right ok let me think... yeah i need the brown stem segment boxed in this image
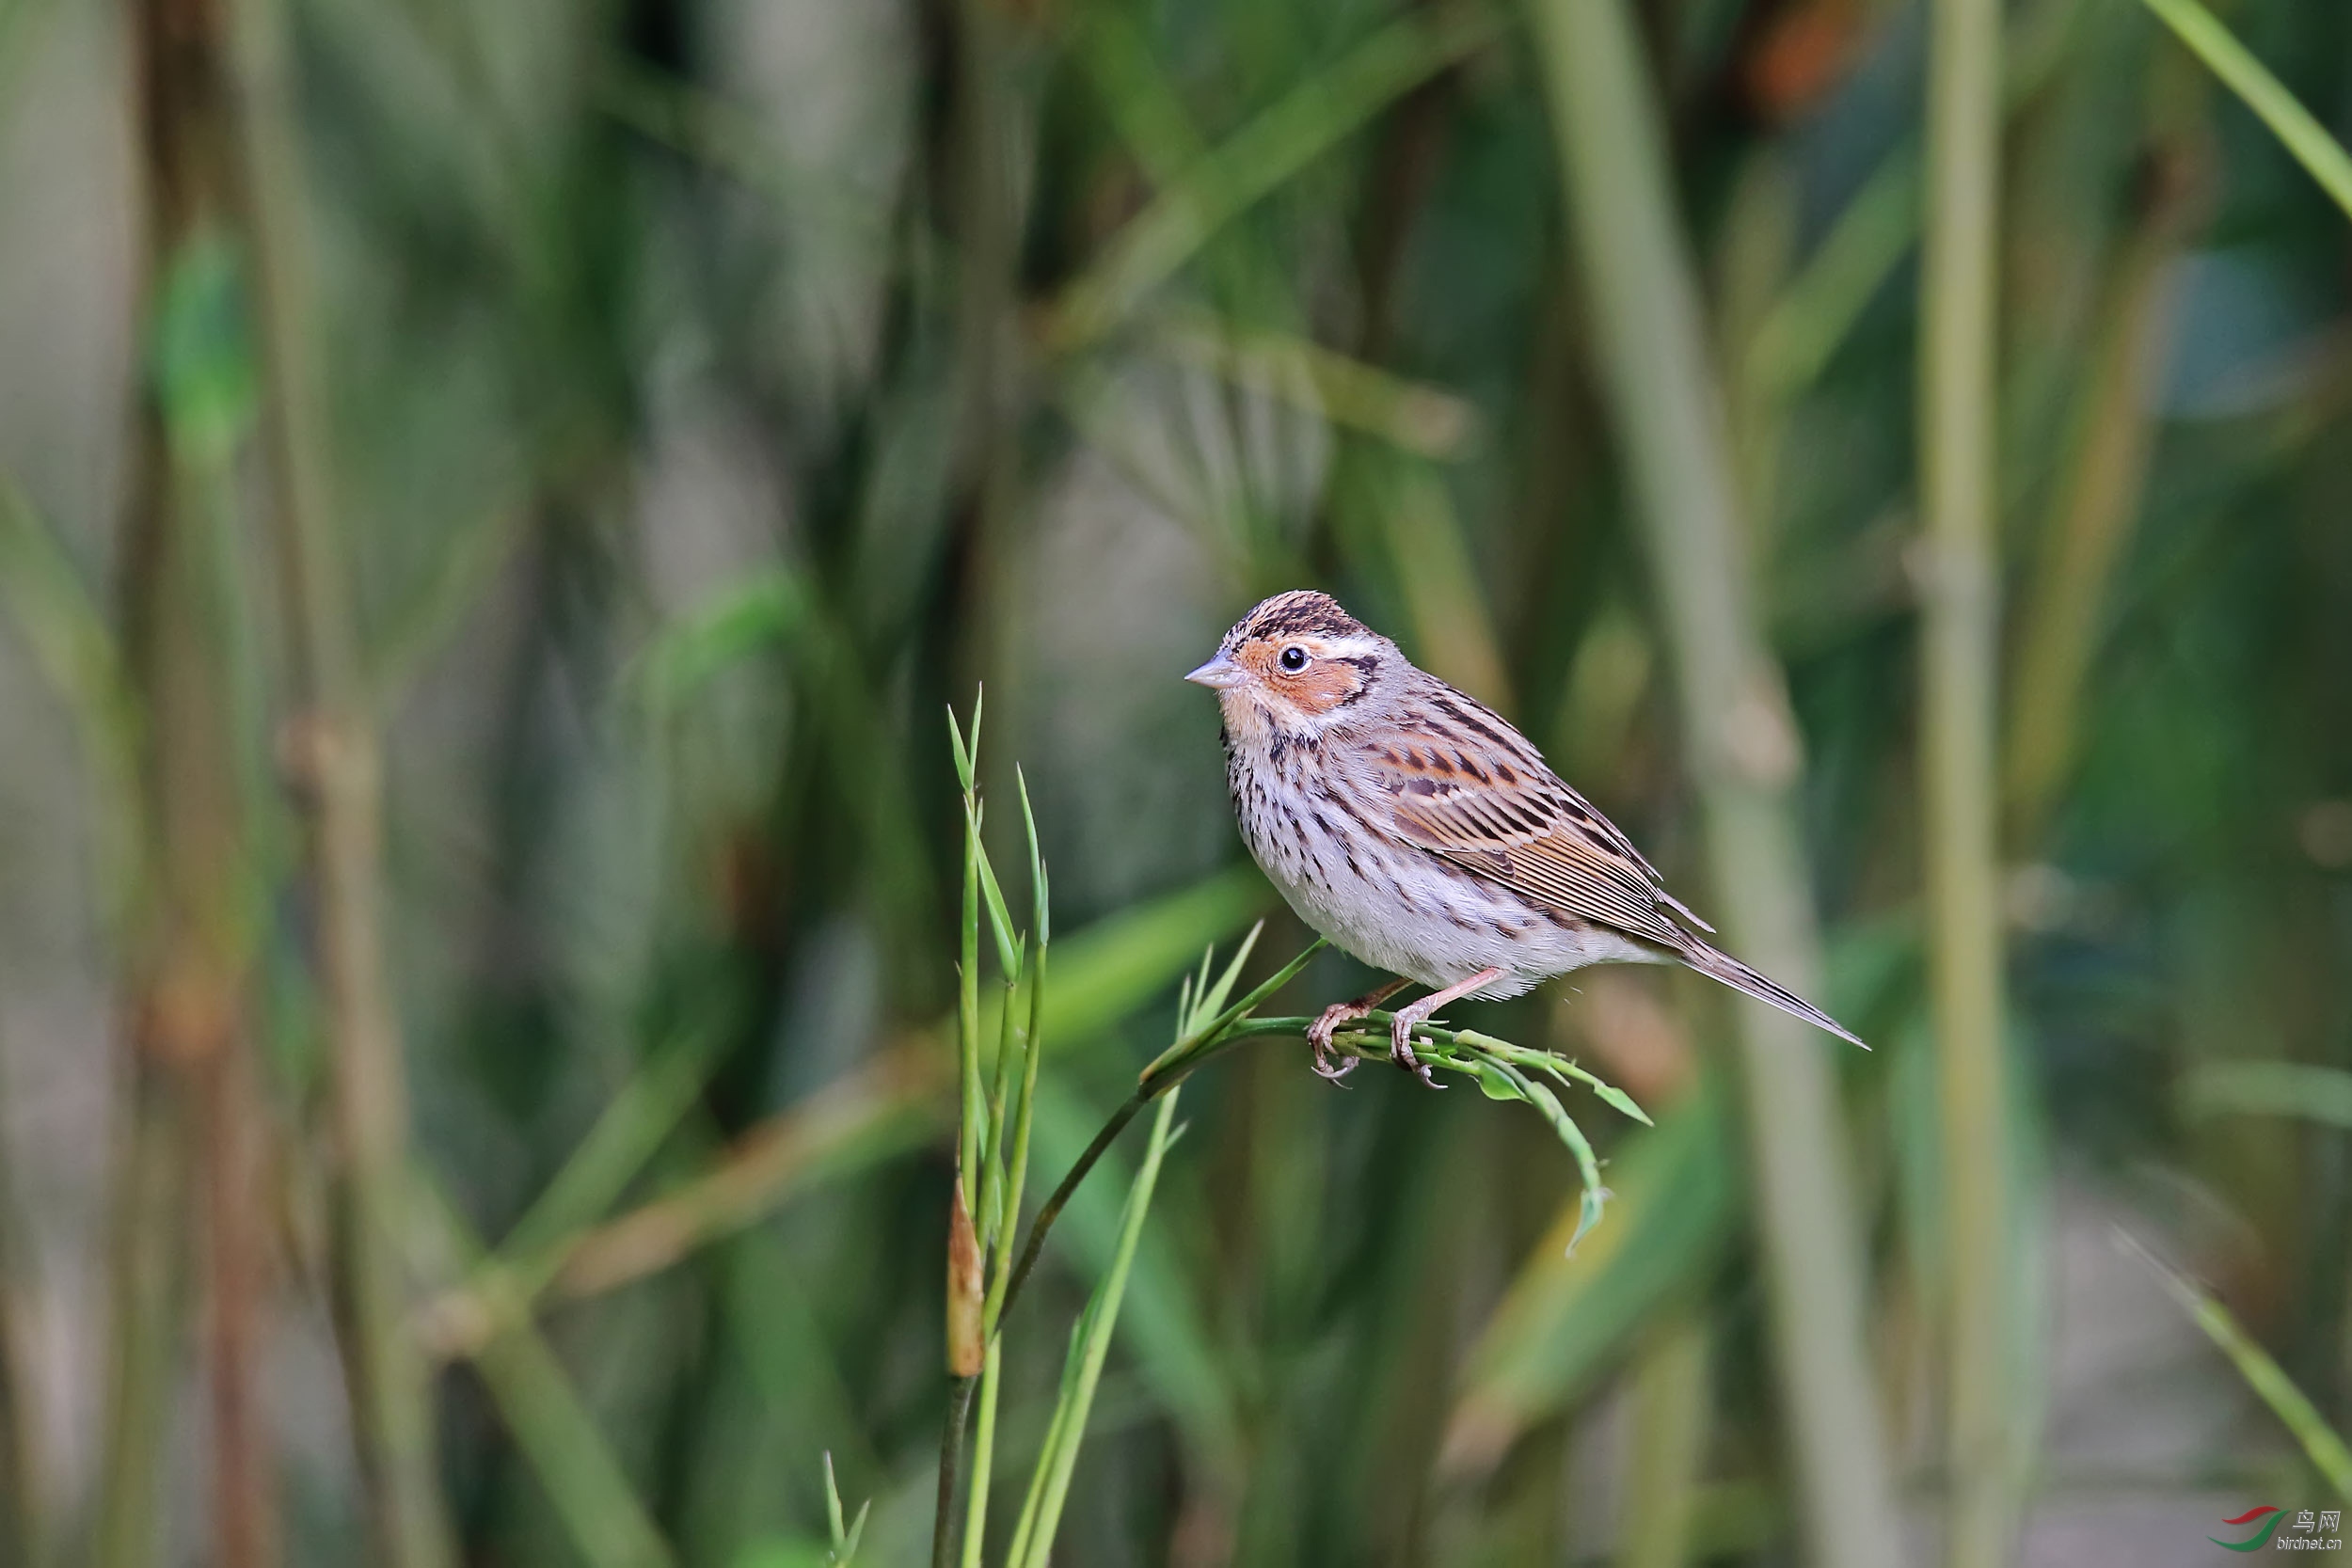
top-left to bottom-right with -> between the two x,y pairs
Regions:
224,0 -> 454,1559
931,1375 -> 978,1568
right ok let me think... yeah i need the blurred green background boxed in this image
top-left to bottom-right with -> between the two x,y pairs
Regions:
2,0 -> 2351,1562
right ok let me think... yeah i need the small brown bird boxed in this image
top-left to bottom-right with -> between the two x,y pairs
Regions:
1187,590 -> 1865,1085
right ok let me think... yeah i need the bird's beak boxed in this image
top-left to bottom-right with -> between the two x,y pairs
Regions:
1184,653 -> 1248,690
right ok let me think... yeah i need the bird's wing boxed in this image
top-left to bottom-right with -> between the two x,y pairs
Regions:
1352,695 -> 1697,950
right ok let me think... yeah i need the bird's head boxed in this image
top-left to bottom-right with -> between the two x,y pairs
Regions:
1185,590 -> 1395,743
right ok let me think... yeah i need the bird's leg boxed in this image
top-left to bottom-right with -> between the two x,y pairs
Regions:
1307,977 -> 1410,1081
1387,968 -> 1504,1089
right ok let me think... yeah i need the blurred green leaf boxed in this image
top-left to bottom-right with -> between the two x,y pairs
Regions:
1445,1075 -> 1738,1475
150,235 -> 256,465
2184,1061 -> 2352,1131
0,476 -> 135,799
2122,1231 -> 2352,1498
732,1540 -> 831,1568
422,1191 -> 676,1568
627,568 -> 811,719
1048,4 -> 1507,348
2140,0 -> 2352,222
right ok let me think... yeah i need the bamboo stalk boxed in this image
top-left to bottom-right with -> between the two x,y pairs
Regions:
107,6 -> 271,1564
223,0 -> 453,1560
2004,64 -> 2209,841
0,1104 -> 44,1567
1919,0 -> 2013,1542
200,1021 -> 273,1568
1524,2 -> 1908,1564
1919,0 -> 2011,1559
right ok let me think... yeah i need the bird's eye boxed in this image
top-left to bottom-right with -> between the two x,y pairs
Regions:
1279,645 -> 1309,673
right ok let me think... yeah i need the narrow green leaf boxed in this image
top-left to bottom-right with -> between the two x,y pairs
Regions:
1473,1060 -> 1523,1102
2122,1231 -> 2352,1498
1018,766 -> 1048,945
2184,1061 -> 2352,1132
628,569 -> 809,718
1591,1082 -> 1653,1128
1048,4 -> 1507,347
1448,1075 -> 1739,1469
822,1453 -> 846,1545
2140,0 -> 2352,223
973,832 -> 1023,982
947,705 -> 973,792
1138,937 -> 1326,1085
1191,922 -> 1264,1028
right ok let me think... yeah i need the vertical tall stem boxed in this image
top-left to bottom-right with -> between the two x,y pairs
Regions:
201,1015 -> 272,1568
1621,1316 -> 1710,1568
109,5 -> 268,1564
0,1106 -> 46,1568
224,0 -> 453,1561
1526,2 -> 1907,1564
1920,0 -> 2011,1558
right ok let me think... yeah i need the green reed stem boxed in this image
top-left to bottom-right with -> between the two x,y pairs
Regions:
1922,0 -> 2011,1553
1527,0 -> 1905,1559
2122,1231 -> 2352,1498
2138,0 -> 2352,223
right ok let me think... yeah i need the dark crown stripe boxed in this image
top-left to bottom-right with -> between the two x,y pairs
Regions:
1239,591 -> 1367,641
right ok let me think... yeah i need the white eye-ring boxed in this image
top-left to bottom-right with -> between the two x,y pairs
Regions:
1279,645 -> 1309,673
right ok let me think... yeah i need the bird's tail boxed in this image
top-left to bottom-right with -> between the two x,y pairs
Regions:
1677,938 -> 1868,1050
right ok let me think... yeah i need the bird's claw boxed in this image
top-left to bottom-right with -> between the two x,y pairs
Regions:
1307,1005 -> 1361,1084
1390,1019 -> 1445,1089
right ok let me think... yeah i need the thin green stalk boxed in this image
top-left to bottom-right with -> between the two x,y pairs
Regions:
1743,0 -> 2091,413
1525,0 -> 1906,1562
1136,936 -> 1322,1085
959,1339 -> 1002,1568
1921,0 -> 2012,1554
497,1015 -> 735,1275
0,1101 -> 44,1568
978,946 -> 1026,1252
94,1073 -> 192,1568
988,934 -> 1311,1337
964,841 -> 1051,1566
2139,0 -> 2352,223
427,1195 -> 676,1568
2122,1232 -> 2352,1497
993,1098 -> 1146,1339
952,702 -> 986,1212
958,992 -> 1026,1568
1005,1089 -> 1184,1568
227,0 -> 451,1559
109,9 -> 277,1565
1046,4 -> 1505,349
2004,55 -> 2209,841
997,1001 -> 1645,1337
987,940 -> 1050,1330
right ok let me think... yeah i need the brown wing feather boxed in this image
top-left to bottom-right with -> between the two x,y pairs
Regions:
1354,683 -> 1696,951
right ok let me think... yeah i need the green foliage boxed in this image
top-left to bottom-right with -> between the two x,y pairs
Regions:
4,0 -> 2352,1560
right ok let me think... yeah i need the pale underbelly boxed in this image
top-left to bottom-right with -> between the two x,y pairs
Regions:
1239,801 -> 1661,997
